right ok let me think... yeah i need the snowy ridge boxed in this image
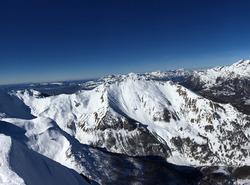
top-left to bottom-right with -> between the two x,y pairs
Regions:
77,69 -> 192,91
98,68 -> 191,84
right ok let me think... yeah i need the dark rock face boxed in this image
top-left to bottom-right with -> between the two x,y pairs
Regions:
171,136 -> 220,164
231,166 -> 250,181
180,75 -> 204,92
79,145 -> 250,185
105,156 -> 202,185
84,125 -> 172,159
199,172 -> 233,185
197,166 -> 250,185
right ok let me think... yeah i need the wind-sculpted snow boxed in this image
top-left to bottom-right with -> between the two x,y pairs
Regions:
11,75 -> 250,168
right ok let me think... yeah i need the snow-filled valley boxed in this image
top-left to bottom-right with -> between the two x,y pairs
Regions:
0,60 -> 250,184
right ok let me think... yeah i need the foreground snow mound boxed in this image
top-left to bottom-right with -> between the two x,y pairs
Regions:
0,135 -> 24,185
0,134 -> 89,185
12,75 -> 250,167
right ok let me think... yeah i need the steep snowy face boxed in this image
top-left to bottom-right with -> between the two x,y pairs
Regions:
107,77 -> 177,127
229,59 -> 250,76
12,76 -> 250,167
105,77 -> 250,166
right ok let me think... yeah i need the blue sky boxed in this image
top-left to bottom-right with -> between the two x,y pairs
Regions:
1,0 -> 250,84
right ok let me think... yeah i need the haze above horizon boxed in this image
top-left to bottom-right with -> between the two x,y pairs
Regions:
1,0 -> 250,85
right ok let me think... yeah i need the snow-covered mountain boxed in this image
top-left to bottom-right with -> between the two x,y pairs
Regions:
180,59 -> 250,114
1,60 -> 250,184
11,74 -> 250,167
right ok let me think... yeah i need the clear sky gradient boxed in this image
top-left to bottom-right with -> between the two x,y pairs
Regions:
1,0 -> 250,84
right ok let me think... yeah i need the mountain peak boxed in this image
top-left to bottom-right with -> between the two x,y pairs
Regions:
234,59 -> 250,66
225,59 -> 250,77
193,59 -> 250,87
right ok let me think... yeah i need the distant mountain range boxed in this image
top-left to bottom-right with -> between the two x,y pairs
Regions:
0,60 -> 249,184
